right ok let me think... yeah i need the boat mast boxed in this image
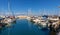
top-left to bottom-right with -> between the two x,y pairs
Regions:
8,0 -> 15,16
58,6 -> 60,16
8,0 -> 11,16
28,8 -> 32,17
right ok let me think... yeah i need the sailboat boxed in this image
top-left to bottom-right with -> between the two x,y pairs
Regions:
2,0 -> 16,24
7,0 -> 16,23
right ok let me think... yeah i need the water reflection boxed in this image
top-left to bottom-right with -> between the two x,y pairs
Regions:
49,31 -> 56,35
0,21 -> 16,35
0,27 -> 6,34
0,19 -> 50,35
31,21 -> 60,35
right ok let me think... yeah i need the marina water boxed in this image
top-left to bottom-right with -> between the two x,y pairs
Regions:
0,19 -> 49,35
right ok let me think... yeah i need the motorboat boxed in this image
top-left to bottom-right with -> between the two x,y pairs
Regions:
38,19 -> 48,29
2,18 -> 12,24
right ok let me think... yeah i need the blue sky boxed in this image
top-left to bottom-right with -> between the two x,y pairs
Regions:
0,0 -> 60,16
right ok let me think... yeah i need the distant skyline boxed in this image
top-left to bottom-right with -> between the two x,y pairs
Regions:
0,0 -> 60,16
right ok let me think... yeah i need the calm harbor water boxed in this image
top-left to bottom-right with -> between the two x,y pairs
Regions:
0,19 -> 50,35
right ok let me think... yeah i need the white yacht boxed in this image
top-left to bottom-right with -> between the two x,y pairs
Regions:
38,19 -> 48,28
33,19 -> 40,23
30,16 -> 48,28
2,18 -> 12,24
